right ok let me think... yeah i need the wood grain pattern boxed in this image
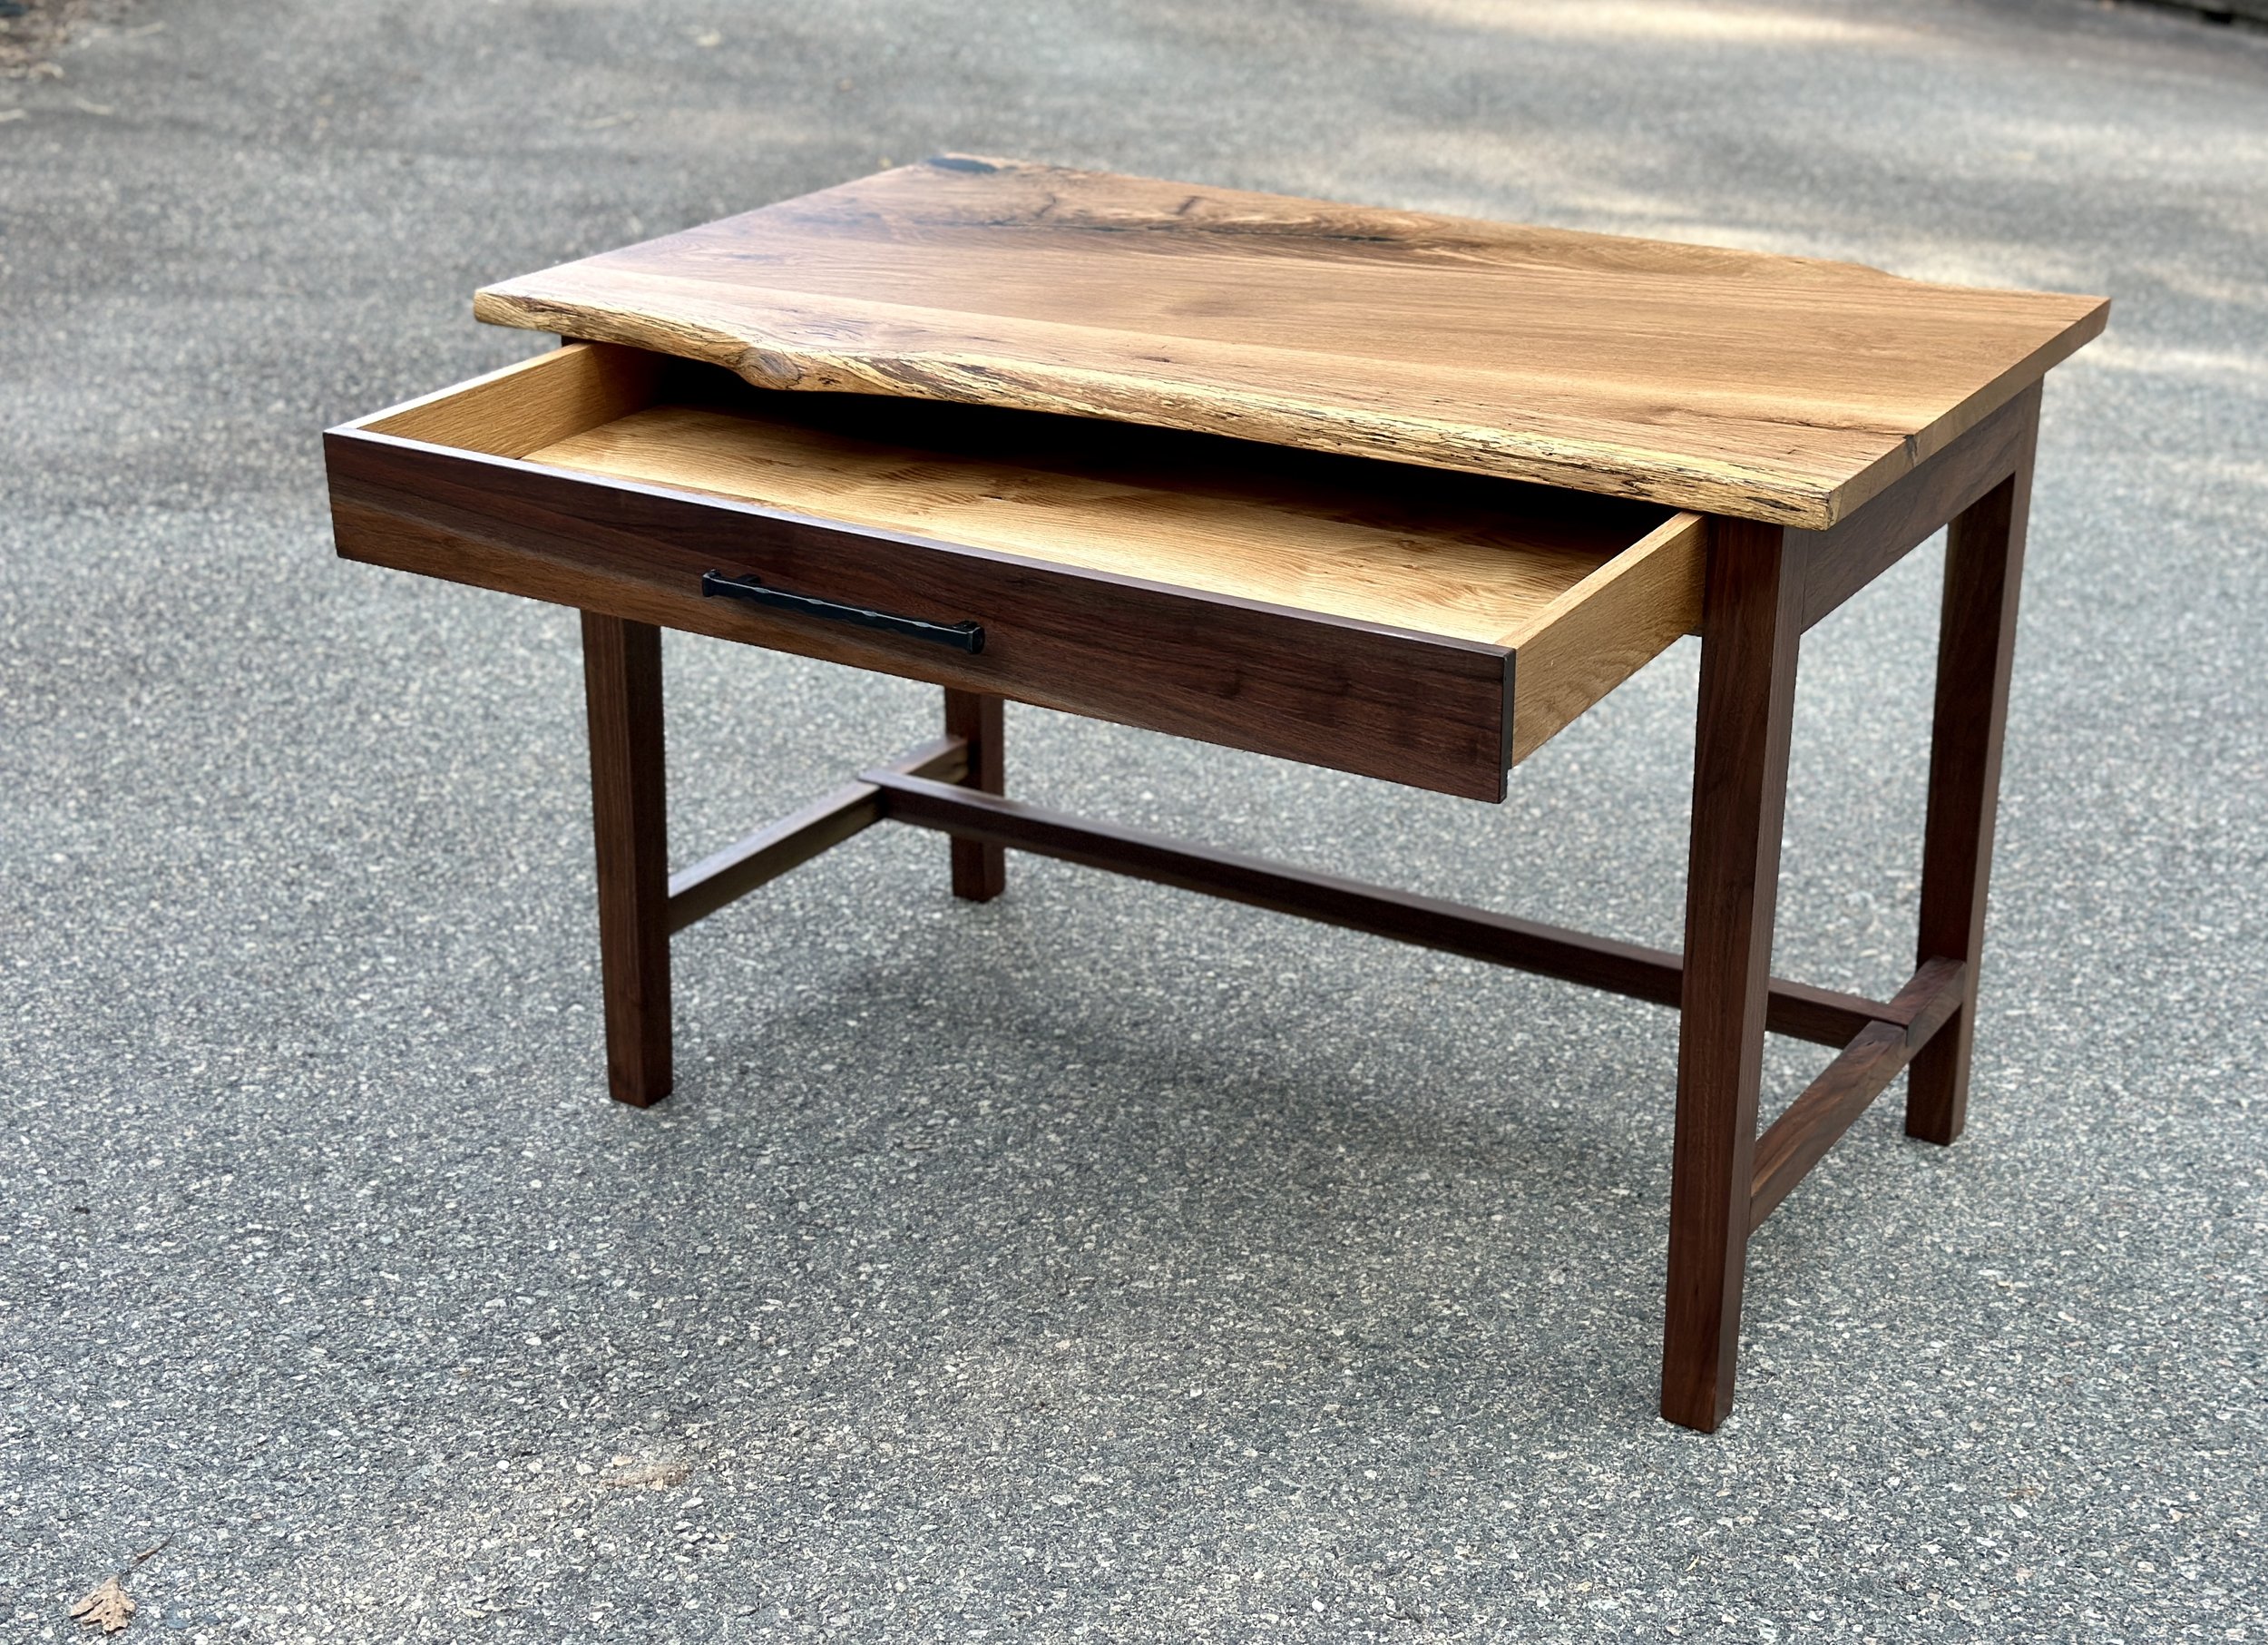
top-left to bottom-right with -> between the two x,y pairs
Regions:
1747,957 -> 1967,1231
1507,511 -> 1704,761
1662,516 -> 1803,1433
582,612 -> 671,1108
943,689 -> 1006,900
860,769 -> 1911,1048
1908,442 -> 2035,1145
369,343 -> 664,458
521,388 -> 1665,648
475,156 -> 2107,527
1794,383 -> 2039,631
664,735 -> 968,933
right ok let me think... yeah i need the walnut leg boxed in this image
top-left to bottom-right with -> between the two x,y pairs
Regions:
1908,436 -> 2036,1145
943,689 -> 1005,901
1661,518 -> 1803,1432
582,612 -> 672,1107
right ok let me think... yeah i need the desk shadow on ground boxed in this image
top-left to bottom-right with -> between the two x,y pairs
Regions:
660,867 -> 1686,1438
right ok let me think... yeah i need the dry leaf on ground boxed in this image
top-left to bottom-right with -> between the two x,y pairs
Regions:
1,0 -> 140,77
601,1455 -> 689,1490
68,1575 -> 134,1634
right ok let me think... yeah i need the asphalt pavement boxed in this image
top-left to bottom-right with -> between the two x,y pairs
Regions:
2,0 -> 2264,1639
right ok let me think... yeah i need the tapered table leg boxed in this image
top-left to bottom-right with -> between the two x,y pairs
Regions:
1908,428 -> 2037,1145
943,689 -> 1006,901
1662,518 -> 1803,1432
582,612 -> 672,1107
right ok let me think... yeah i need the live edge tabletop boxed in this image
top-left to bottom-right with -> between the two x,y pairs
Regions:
326,157 -> 2107,1430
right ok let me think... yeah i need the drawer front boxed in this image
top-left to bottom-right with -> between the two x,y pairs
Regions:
327,428 -> 1517,800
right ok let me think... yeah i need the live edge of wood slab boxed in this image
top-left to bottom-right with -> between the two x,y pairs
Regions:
474,155 -> 2108,530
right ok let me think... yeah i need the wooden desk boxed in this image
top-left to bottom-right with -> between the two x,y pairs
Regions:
327,158 -> 2107,1430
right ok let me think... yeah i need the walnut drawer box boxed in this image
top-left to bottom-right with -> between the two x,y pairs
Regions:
326,340 -> 1703,803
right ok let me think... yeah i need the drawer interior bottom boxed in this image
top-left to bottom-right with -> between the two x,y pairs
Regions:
514,363 -> 1677,650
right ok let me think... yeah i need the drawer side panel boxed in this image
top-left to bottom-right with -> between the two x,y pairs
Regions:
1507,512 -> 1706,764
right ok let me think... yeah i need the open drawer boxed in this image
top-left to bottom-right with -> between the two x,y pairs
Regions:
326,342 -> 1702,802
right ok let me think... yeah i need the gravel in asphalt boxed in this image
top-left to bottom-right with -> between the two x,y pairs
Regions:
2,0 -> 2264,1639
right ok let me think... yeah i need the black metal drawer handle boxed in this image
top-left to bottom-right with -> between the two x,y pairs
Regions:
700,570 -> 985,653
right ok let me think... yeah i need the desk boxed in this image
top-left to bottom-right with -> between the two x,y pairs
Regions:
326,158 -> 2107,1430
